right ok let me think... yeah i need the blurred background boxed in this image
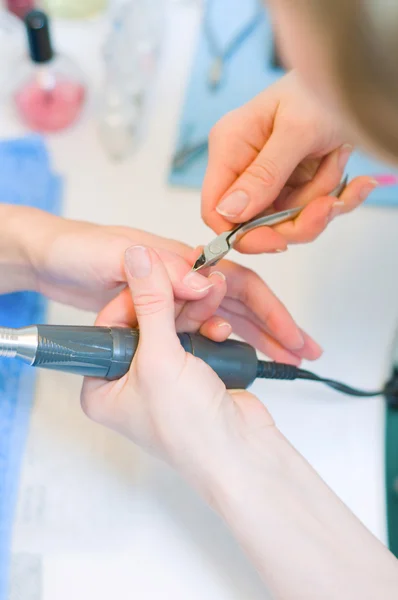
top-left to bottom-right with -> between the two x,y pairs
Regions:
0,1 -> 398,599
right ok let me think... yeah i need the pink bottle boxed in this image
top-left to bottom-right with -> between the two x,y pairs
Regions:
6,0 -> 35,19
13,10 -> 86,133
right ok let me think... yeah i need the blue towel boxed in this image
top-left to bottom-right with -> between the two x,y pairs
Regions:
169,0 -> 398,207
0,136 -> 62,599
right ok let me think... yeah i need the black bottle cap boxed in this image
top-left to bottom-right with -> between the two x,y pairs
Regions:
24,10 -> 54,63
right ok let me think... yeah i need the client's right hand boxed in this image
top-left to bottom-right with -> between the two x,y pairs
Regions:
81,245 -> 273,473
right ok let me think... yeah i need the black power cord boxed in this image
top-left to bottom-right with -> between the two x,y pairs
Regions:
256,361 -> 387,399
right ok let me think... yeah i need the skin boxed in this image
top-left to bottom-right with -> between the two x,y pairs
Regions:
79,1 -> 398,598
1,204 -> 321,364
3,1 -> 397,596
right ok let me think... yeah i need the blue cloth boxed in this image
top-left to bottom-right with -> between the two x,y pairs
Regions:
169,0 -> 398,207
0,136 -> 62,599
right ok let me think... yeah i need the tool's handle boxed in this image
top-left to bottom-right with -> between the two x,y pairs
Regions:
34,326 -> 258,389
228,207 -> 303,246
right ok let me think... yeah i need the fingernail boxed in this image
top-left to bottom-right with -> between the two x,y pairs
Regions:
183,271 -> 214,292
359,179 -> 378,201
290,331 -> 305,351
338,144 -> 353,171
217,321 -> 232,331
209,270 -> 226,281
216,190 -> 249,217
125,245 -> 152,278
271,248 -> 287,254
328,199 -> 345,222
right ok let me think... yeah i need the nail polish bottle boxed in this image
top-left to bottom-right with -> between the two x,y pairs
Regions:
11,10 -> 86,133
6,0 -> 35,20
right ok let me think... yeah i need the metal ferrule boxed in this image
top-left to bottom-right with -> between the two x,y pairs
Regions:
0,326 -> 38,364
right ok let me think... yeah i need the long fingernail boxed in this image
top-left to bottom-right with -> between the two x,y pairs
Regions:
216,190 -> 249,217
328,199 -> 345,222
338,144 -> 353,171
183,271 -> 214,292
359,179 -> 378,201
125,246 -> 152,278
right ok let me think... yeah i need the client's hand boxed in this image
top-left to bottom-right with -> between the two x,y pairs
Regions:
21,209 -> 320,365
81,246 -> 272,469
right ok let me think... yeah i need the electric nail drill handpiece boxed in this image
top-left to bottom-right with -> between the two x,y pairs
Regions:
0,325 -> 387,396
0,325 -> 259,389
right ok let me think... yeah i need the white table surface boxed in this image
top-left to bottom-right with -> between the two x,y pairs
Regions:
4,3 -> 398,599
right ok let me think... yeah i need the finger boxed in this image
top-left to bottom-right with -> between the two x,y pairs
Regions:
212,128 -> 313,225
199,316 -> 232,342
224,145 -> 353,254
95,248 -> 216,328
202,101 -> 276,233
218,263 -> 307,352
124,246 -> 182,357
217,308 -> 302,366
274,144 -> 353,212
175,271 -> 227,333
275,176 -> 378,244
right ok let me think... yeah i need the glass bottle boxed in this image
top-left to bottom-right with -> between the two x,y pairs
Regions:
10,10 -> 86,133
98,0 -> 165,160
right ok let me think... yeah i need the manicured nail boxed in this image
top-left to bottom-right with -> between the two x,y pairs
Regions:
328,199 -> 345,222
183,271 -> 214,292
338,144 -> 353,171
216,190 -> 249,217
359,179 -> 378,201
125,246 -> 151,278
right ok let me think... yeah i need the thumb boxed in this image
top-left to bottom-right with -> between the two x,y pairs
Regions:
124,245 -> 181,356
215,131 -> 307,223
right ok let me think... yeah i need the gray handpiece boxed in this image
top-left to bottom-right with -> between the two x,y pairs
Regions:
2,325 -> 258,389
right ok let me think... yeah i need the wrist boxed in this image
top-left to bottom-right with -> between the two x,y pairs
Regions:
0,204 -> 53,294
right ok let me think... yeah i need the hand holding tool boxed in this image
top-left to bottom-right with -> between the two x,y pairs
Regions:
193,176 -> 348,271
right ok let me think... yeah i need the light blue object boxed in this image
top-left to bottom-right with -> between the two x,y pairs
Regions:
169,0 -> 398,207
0,136 -> 62,600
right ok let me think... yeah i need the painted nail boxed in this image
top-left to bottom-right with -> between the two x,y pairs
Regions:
183,271 -> 214,292
359,179 -> 378,201
125,246 -> 151,278
338,144 -> 353,171
216,190 -> 249,217
328,199 -> 345,222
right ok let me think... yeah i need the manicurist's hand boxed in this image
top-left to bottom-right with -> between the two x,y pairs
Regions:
7,206 -> 320,365
80,245 -> 273,464
81,246 -> 398,600
202,71 -> 378,254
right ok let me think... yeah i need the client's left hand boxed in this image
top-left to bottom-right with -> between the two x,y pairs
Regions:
28,212 -> 321,365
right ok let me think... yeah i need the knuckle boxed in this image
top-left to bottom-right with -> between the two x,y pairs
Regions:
245,157 -> 281,188
208,110 -> 237,143
133,293 -> 168,317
